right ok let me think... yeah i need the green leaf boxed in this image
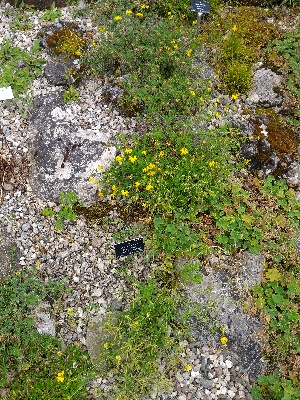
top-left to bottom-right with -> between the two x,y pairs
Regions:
265,268 -> 281,282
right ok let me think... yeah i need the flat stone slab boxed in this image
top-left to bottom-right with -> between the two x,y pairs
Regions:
28,90 -> 116,205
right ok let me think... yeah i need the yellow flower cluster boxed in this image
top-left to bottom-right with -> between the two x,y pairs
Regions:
185,49 -> 192,57
220,336 -> 228,345
180,147 -> 188,155
56,370 -> 65,382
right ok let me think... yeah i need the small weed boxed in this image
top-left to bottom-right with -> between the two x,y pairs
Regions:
41,2 -> 62,22
42,191 -> 82,230
63,85 -> 79,103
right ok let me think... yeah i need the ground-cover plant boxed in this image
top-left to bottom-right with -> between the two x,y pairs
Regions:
251,369 -> 300,400
197,7 -> 282,95
84,3 -> 209,119
0,267 -> 94,399
42,191 -> 82,230
92,275 -> 190,400
266,27 -> 300,127
0,39 -> 45,97
92,123 -> 244,257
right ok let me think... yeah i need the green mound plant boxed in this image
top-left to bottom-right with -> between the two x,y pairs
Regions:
0,267 -> 94,399
0,39 -> 45,97
84,3 -> 209,119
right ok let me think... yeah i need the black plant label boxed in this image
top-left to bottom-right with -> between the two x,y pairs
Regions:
191,0 -> 210,14
115,238 -> 144,258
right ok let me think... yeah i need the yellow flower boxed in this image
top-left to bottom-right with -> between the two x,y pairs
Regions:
133,320 -> 139,325
112,185 -> 117,192
75,50 -> 81,56
159,151 -> 164,157
121,190 -> 129,196
166,46 -> 171,51
135,181 -> 141,189
114,15 -> 122,21
249,135 -> 254,140
56,370 -> 65,382
57,351 -> 62,356
215,112 -> 220,118
126,10 -> 132,15
167,11 -> 171,15
146,184 -> 153,191
116,155 -> 124,164
136,12 -> 144,17
180,147 -> 189,155
185,49 -> 192,57
98,190 -> 104,196
67,308 -> 74,316
88,176 -> 95,182
116,355 -> 121,361
185,365 -> 192,372
209,161 -> 216,167
141,4 -> 149,8
103,342 -> 109,349
99,27 -> 106,32
15,271 -> 21,275
173,44 -> 179,50
142,203 -> 146,207
190,90 -> 196,96
148,171 -> 155,176
231,93 -> 239,100
232,25 -> 237,31
192,20 -> 197,25
124,148 -> 132,154
91,40 -> 96,46
207,87 -> 211,92
129,155 -> 137,163
220,336 -> 228,345
142,150 -> 147,155
223,36 -> 227,41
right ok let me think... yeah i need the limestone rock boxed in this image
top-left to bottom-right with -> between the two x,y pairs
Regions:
247,68 -> 282,107
28,90 -> 116,205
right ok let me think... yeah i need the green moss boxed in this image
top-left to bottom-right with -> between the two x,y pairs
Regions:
46,28 -> 87,58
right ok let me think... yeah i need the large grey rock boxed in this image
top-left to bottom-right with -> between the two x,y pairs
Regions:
247,68 -> 282,107
28,91 -> 116,205
184,251 -> 267,381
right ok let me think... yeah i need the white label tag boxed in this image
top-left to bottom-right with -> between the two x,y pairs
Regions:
0,86 -> 14,100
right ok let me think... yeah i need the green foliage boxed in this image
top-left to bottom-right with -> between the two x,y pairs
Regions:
41,2 -> 62,22
251,370 -> 300,400
252,278 -> 299,358
0,39 -> 45,97
267,27 -> 300,127
63,86 -> 79,103
42,191 -> 81,230
93,277 -> 186,399
0,268 -> 93,399
84,5 -> 207,119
